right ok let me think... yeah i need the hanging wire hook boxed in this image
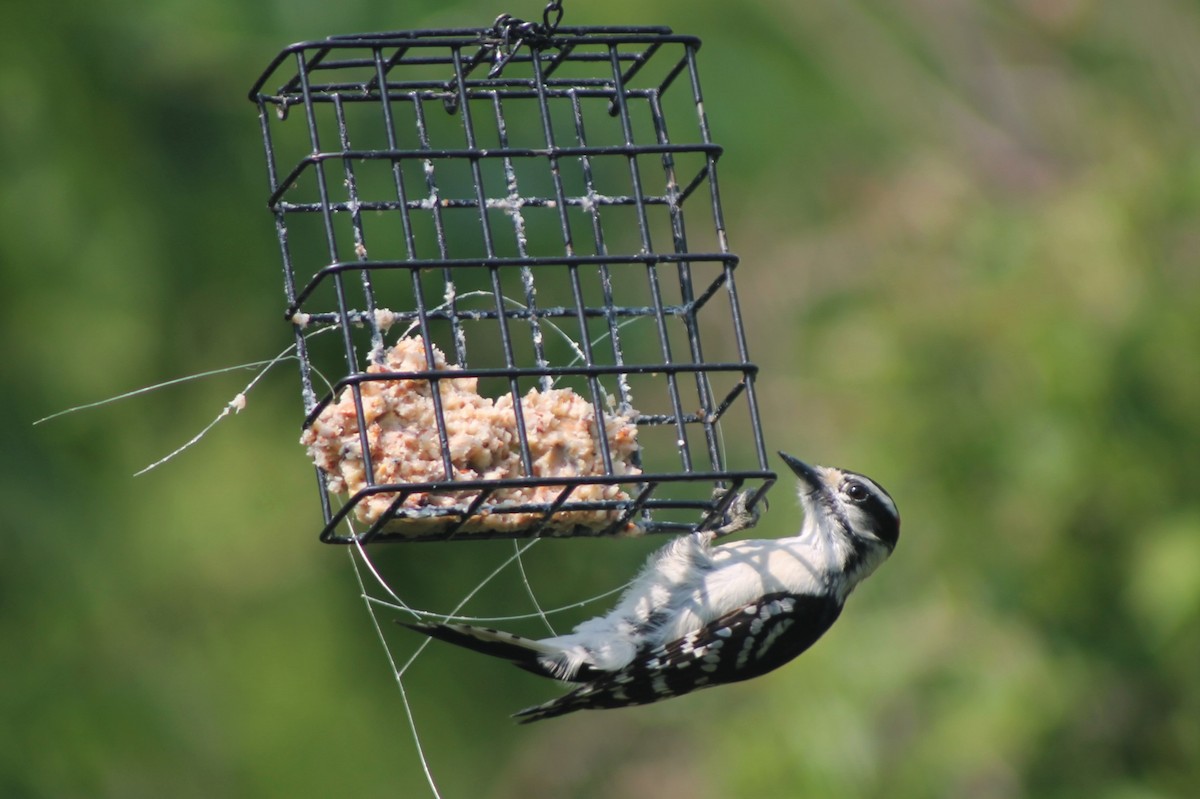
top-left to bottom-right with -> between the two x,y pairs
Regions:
542,0 -> 565,35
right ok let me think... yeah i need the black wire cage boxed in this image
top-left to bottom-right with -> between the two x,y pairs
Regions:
249,18 -> 775,543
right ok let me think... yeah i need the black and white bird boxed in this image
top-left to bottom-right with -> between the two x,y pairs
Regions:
400,452 -> 899,723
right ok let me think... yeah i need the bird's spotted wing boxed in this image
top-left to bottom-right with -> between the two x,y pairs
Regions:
514,591 -> 843,723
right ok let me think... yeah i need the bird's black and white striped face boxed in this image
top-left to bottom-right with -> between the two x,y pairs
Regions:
779,452 -> 900,555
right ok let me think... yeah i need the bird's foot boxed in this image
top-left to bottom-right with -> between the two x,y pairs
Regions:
706,488 -> 766,538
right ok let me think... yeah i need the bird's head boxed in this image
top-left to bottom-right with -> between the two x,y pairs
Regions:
778,452 -> 900,587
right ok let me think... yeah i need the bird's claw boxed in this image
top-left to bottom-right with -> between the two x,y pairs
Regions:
707,488 -> 765,538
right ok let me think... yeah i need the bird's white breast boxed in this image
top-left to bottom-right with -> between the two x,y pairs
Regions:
659,537 -> 833,640
541,523 -> 858,675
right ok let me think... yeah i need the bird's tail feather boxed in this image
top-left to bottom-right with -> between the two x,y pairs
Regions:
512,684 -> 599,723
398,621 -> 565,680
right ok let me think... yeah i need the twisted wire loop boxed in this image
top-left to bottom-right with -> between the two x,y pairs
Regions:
487,0 -> 566,77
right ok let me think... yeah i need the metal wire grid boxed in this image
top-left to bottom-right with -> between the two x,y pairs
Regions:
249,25 -> 775,543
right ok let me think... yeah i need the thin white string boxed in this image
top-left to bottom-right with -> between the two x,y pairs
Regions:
131,397 -> 248,477
361,582 -> 629,623
32,359 -> 287,425
396,537 -> 544,678
349,523 -> 636,799
514,539 -> 557,636
398,290 -> 589,369
347,545 -> 444,799
133,333 -> 339,476
350,529 -> 413,612
33,327 -> 340,478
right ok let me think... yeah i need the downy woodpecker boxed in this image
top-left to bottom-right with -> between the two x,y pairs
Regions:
400,452 -> 899,723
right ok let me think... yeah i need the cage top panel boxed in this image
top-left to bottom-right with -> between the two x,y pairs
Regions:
249,26 -> 699,103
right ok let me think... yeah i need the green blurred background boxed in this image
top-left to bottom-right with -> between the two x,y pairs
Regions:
4,1 -> 1199,797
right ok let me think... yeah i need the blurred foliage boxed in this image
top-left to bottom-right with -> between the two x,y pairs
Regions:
3,1 -> 1199,797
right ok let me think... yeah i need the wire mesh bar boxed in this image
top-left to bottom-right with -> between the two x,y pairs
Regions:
250,24 -> 775,543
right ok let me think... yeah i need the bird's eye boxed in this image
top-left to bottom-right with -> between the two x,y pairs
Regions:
844,481 -> 869,502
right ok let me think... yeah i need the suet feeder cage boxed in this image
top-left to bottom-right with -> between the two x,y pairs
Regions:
249,12 -> 775,543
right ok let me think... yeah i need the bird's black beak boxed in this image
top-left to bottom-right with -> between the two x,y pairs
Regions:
778,452 -> 823,493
